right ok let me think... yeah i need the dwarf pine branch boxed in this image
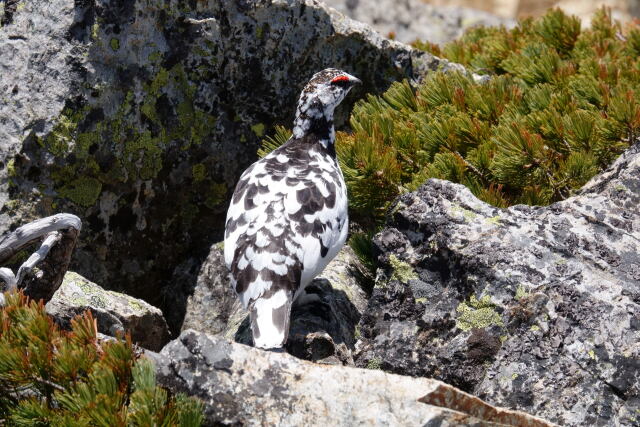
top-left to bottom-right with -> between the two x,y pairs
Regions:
0,292 -> 204,426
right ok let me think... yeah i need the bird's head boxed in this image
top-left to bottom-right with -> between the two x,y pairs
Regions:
293,68 -> 361,139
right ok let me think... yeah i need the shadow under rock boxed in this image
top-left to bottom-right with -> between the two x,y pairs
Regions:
234,278 -> 362,365
160,255 -> 206,338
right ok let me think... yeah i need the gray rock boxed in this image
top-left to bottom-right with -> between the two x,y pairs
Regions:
175,243 -> 369,364
321,0 -> 514,44
150,329 -> 555,426
356,141 -> 640,426
46,271 -> 170,351
176,242 -> 238,338
0,0 -> 460,313
0,0 -> 80,222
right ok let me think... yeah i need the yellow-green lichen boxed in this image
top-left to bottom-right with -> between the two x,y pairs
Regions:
140,99 -> 158,123
204,182 -> 227,209
124,131 -> 164,180
515,285 -> 530,300
588,349 -> 596,360
91,22 -> 99,39
389,254 -> 418,283
110,38 -> 120,51
451,204 -> 477,222
170,64 -> 196,99
148,51 -> 163,63
149,67 -> 169,94
75,130 -> 101,160
415,297 -> 427,304
530,324 -> 540,332
192,164 -> 207,182
555,257 -> 567,265
6,158 -> 16,177
485,215 -> 501,226
190,109 -> 217,147
373,277 -> 388,289
128,299 -> 144,312
251,123 -> 266,137
366,358 -> 382,370
456,294 -> 504,331
65,271 -> 94,292
58,177 -> 102,207
176,100 -> 194,127
42,108 -> 84,156
138,68 -> 170,125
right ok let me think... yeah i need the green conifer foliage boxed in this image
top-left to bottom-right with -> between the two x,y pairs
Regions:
0,292 -> 203,426
275,7 -> 640,226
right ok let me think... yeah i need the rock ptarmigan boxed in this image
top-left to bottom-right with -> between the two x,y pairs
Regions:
224,68 -> 361,349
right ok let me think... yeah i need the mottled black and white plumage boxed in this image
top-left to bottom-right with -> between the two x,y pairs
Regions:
224,68 -> 361,349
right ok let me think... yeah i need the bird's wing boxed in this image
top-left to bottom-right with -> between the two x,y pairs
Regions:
224,154 -> 303,307
284,160 -> 349,287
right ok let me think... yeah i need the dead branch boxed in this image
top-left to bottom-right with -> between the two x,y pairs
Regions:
0,214 -> 81,303
0,214 -> 81,264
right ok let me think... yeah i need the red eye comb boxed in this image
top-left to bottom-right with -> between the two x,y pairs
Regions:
331,75 -> 350,83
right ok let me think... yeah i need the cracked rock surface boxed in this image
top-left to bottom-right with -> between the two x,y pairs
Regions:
150,329 -> 554,426
355,141 -> 640,426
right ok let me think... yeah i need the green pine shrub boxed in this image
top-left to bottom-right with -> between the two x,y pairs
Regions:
0,291 -> 203,426
261,8 -> 640,228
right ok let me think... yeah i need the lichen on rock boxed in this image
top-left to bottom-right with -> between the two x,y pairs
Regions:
456,295 -> 504,331
46,271 -> 171,351
388,254 -> 418,283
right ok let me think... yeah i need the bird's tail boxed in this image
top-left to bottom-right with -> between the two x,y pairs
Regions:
249,289 -> 293,349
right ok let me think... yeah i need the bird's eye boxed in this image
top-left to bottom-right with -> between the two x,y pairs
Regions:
331,75 -> 350,87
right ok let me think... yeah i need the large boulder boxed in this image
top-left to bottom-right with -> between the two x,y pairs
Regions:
46,271 -> 170,351
173,243 -> 369,364
150,329 -> 554,426
355,141 -> 640,425
0,0 -> 460,311
321,0 -> 514,44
